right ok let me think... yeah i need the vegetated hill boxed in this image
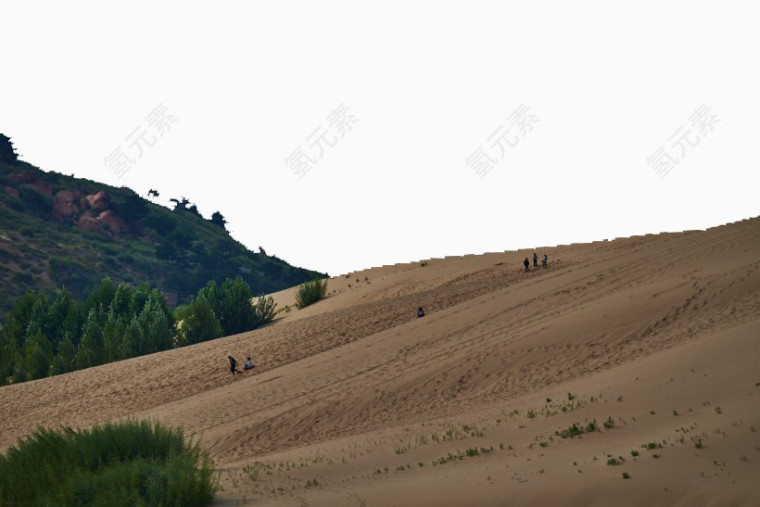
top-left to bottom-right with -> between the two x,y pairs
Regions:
0,136 -> 324,314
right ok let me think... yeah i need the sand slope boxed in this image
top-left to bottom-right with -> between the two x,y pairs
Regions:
1,217 -> 759,506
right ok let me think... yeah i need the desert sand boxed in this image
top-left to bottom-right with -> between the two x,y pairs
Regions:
1,217 -> 759,506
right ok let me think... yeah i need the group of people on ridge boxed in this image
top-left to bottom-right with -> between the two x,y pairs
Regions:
525,252 -> 548,272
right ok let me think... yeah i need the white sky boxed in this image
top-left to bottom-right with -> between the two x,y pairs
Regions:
2,2 -> 758,276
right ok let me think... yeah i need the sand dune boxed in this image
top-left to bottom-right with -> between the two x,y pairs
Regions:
1,217 -> 759,506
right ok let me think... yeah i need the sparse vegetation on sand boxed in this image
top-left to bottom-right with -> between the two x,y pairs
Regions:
295,278 -> 328,309
0,419 -> 217,506
555,419 -> 599,438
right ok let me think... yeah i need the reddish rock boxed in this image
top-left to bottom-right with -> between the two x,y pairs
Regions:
6,170 -> 38,185
97,210 -> 129,235
53,190 -> 83,219
29,180 -> 52,196
86,191 -> 111,213
77,215 -> 105,234
4,187 -> 20,198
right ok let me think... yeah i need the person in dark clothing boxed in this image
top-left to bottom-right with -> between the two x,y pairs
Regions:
533,252 -> 538,267
542,254 -> 548,269
228,356 -> 240,374
417,307 -> 425,318
524,257 -> 530,272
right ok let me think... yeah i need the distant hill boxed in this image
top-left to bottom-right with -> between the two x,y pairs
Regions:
0,134 -> 324,314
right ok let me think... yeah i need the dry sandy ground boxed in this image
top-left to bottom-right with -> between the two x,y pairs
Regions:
1,217 -> 759,506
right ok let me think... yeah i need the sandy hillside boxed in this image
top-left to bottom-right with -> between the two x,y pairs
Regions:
1,217 -> 759,506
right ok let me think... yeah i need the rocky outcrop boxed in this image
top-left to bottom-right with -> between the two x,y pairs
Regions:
53,190 -> 83,219
86,191 -> 111,213
6,168 -> 133,238
77,215 -> 105,234
97,210 -> 129,234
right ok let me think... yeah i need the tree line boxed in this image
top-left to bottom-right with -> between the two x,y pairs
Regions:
0,276 -> 276,385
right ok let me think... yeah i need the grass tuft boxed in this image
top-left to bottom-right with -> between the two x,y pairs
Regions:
0,419 -> 217,506
295,278 -> 328,309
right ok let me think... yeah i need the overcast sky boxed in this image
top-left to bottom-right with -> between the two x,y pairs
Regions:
2,2 -> 758,276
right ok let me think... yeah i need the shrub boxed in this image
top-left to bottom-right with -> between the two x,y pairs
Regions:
295,278 -> 327,309
0,420 -> 217,506
252,295 -> 277,327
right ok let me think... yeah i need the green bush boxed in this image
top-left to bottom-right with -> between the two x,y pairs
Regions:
252,295 -> 277,327
295,278 -> 327,309
0,420 -> 217,506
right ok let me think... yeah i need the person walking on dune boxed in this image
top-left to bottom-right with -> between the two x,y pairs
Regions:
228,356 -> 240,375
524,257 -> 530,272
533,252 -> 538,267
542,254 -> 548,269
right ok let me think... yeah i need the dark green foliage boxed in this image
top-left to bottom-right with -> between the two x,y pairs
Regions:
111,187 -> 148,223
180,277 -> 277,344
0,419 -> 217,506
210,211 -> 227,230
218,276 -> 256,335
295,278 -> 328,309
0,278 -> 175,385
0,273 -> 279,385
0,133 -> 18,164
180,296 -> 223,345
252,295 -> 277,327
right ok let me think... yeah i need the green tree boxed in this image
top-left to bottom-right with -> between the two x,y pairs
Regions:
210,211 -> 227,230
0,133 -> 19,164
47,288 -> 81,353
0,324 -> 20,385
120,318 -> 142,359
136,292 -> 173,354
197,280 -> 222,317
129,283 -> 152,317
102,310 -> 126,362
24,327 -> 53,381
218,276 -> 256,335
50,335 -> 76,376
181,296 -> 223,345
84,278 -> 117,318
110,283 -> 134,319
76,307 -> 104,369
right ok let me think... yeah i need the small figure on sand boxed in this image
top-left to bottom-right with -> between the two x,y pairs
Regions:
244,357 -> 255,371
524,257 -> 530,272
533,252 -> 538,267
228,356 -> 240,375
417,307 -> 425,318
542,254 -> 548,269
